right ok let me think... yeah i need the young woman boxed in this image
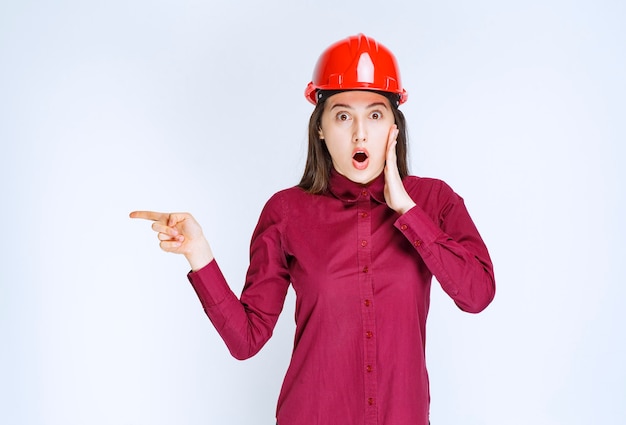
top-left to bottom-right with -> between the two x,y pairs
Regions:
131,34 -> 495,425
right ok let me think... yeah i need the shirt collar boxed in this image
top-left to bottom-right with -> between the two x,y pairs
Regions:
328,168 -> 387,204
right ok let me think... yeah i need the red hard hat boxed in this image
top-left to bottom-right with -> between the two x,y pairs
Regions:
305,34 -> 408,105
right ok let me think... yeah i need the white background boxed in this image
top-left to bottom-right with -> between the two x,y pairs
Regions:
1,0 -> 624,424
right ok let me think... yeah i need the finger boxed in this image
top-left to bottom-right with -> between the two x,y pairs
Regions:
159,240 -> 183,251
386,126 -> 399,155
387,140 -> 398,159
386,140 -> 398,168
158,232 -> 171,241
387,124 -> 399,144
158,232 -> 184,242
152,221 -> 179,236
129,211 -> 168,222
165,212 -> 191,227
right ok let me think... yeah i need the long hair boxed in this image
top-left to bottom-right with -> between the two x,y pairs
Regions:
298,94 -> 409,194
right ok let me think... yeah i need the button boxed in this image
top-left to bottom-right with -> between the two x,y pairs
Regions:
368,397 -> 374,406
361,240 -> 368,247
414,240 -> 422,247
361,189 -> 368,196
365,331 -> 373,339
400,224 -> 408,230
366,364 -> 373,372
362,266 -> 369,273
360,212 -> 369,218
364,299 -> 371,307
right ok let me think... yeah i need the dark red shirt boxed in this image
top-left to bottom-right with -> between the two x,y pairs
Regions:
188,170 -> 495,425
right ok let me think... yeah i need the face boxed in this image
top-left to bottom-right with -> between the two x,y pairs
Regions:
319,91 -> 395,184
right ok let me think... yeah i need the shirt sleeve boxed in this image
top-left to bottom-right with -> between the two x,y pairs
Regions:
394,180 -> 495,313
187,193 -> 291,360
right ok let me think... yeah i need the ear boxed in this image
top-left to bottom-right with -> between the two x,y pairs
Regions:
318,127 -> 325,141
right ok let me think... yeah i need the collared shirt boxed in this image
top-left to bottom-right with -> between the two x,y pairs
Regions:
188,169 -> 495,425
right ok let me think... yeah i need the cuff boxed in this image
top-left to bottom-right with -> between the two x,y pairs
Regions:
187,260 -> 233,307
394,204 -> 442,249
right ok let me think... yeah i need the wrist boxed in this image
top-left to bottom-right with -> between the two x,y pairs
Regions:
185,239 -> 214,272
396,200 -> 416,215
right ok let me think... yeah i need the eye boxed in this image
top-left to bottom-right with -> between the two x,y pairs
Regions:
336,112 -> 350,121
370,111 -> 383,120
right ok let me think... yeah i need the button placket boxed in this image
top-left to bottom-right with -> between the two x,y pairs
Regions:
356,190 -> 378,423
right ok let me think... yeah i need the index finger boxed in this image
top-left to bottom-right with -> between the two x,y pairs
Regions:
386,125 -> 399,155
386,125 -> 399,149
129,211 -> 168,222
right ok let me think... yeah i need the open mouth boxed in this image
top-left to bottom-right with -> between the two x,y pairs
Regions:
352,149 -> 369,170
353,151 -> 368,163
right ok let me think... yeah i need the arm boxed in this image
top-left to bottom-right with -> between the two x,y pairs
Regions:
130,200 -> 291,359
394,187 -> 495,313
187,195 -> 290,359
382,128 -> 495,313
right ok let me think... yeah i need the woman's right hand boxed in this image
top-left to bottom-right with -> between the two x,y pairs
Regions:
129,211 -> 214,271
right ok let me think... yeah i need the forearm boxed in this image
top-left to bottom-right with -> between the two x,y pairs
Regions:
395,205 -> 495,313
188,260 -> 288,360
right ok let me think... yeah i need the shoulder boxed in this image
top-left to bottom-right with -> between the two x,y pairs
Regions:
265,186 -> 310,206
402,175 -> 464,215
403,175 -> 457,197
260,186 -> 313,218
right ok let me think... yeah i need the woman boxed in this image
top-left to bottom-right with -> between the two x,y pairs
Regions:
131,34 -> 495,425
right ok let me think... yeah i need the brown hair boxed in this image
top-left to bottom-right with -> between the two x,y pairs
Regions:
298,93 -> 409,194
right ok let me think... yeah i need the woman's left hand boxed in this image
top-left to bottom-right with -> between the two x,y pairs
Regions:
384,125 -> 416,215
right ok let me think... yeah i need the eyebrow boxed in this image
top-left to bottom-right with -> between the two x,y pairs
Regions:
329,102 -> 389,111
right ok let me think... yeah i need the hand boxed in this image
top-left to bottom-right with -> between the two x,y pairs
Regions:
384,125 -> 416,215
129,211 -> 214,271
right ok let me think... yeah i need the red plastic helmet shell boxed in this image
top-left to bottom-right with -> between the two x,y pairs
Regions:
305,34 -> 408,105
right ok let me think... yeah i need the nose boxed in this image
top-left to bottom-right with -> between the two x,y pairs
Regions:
353,119 -> 367,143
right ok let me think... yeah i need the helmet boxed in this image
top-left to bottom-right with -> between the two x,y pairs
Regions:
305,33 -> 408,105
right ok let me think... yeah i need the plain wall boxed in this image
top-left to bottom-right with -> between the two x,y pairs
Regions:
1,0 -> 624,424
